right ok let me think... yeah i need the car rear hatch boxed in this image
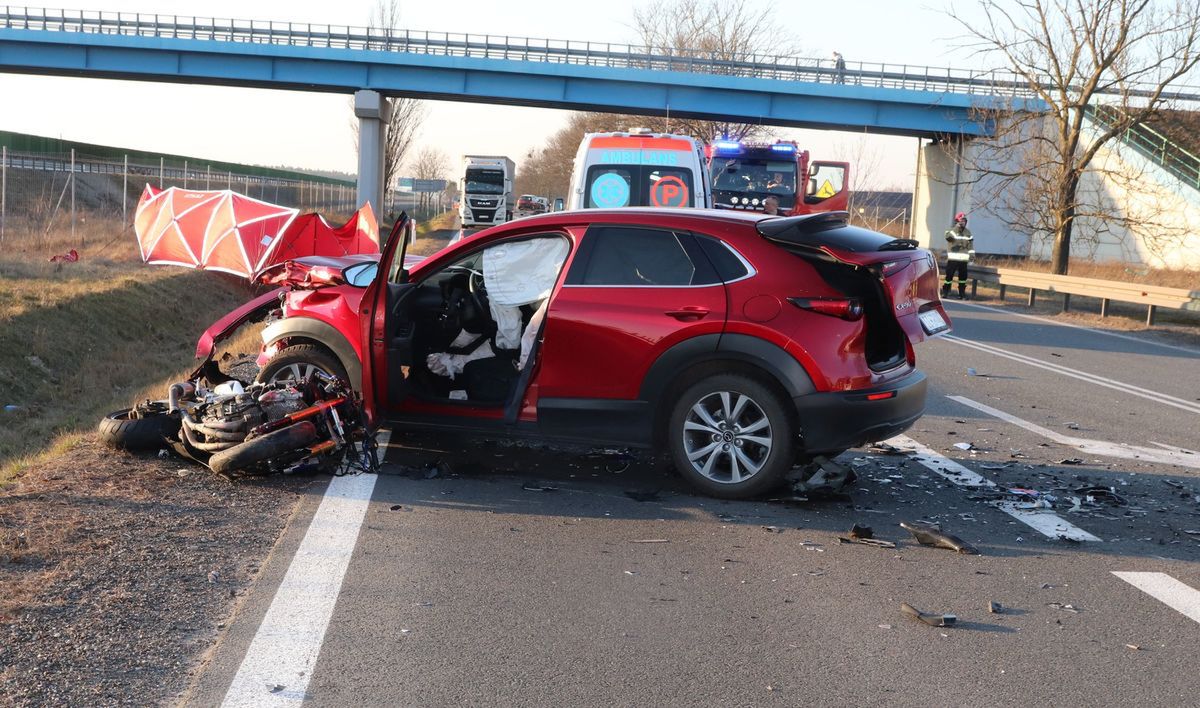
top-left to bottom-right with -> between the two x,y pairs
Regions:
757,211 -> 951,369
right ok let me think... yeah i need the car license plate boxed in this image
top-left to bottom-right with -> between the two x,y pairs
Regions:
918,309 -> 948,334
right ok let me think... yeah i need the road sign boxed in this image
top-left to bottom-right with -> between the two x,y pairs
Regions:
412,179 -> 447,193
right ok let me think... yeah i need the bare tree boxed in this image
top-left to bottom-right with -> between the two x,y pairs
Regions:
410,147 -> 450,214
358,0 -> 426,196
948,0 -> 1200,273
516,112 -> 646,198
631,0 -> 797,141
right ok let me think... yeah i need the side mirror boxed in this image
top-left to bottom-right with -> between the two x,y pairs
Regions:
553,198 -> 565,212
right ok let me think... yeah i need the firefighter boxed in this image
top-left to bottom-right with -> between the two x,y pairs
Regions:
942,212 -> 975,299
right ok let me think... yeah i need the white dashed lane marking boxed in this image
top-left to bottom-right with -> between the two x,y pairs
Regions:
221,450 -> 381,706
886,434 -> 1101,542
947,395 -> 1200,470
1112,572 -> 1200,625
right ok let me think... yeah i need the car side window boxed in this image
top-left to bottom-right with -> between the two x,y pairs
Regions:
572,227 -> 718,286
695,235 -> 751,281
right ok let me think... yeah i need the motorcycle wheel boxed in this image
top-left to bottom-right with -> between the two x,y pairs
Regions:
208,421 -> 320,476
97,404 -> 181,450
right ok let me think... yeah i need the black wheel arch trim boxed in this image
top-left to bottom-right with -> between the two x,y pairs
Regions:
638,333 -> 816,404
261,317 -> 362,390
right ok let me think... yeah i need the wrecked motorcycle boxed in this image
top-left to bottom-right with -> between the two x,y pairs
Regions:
99,369 -> 377,477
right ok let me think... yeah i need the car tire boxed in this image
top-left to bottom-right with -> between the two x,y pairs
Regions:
256,344 -> 348,386
667,374 -> 795,499
208,421 -> 320,475
98,405 -> 180,450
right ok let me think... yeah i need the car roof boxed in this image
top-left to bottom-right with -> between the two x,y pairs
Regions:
510,207 -> 769,229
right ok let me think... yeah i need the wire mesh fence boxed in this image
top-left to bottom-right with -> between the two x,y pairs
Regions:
0,145 -> 359,250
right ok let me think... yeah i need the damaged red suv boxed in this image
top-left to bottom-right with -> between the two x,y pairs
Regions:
202,209 -> 951,498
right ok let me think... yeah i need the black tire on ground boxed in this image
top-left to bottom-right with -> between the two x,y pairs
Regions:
667,373 -> 796,499
97,407 -> 181,450
256,344 -> 348,385
208,421 -> 320,475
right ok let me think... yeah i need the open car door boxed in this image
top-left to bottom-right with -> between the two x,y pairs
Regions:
362,214 -> 415,422
803,161 -> 851,213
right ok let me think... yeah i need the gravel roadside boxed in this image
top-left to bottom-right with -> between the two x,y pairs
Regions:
0,435 -> 314,706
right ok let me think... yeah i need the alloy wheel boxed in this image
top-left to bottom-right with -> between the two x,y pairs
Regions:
681,390 -> 773,484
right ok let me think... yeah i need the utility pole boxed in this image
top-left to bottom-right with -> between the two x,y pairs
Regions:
1,146 -> 7,245
122,154 -> 128,224
70,148 -> 76,245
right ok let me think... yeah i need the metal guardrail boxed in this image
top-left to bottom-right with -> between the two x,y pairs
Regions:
965,264 -> 1200,325
0,6 -> 1043,97
1089,105 -> 1200,190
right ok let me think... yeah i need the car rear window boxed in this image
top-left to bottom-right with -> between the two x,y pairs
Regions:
569,227 -> 718,286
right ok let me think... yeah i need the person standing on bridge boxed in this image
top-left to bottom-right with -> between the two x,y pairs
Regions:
832,51 -> 846,84
942,212 -> 975,299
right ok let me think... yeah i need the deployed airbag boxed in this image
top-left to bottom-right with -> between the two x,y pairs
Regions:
484,239 -> 568,349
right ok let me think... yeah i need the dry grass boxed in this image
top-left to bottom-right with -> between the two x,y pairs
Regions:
978,255 -> 1200,290
0,220 -> 260,484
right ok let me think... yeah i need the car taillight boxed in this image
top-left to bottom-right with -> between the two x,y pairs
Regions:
788,297 -> 864,321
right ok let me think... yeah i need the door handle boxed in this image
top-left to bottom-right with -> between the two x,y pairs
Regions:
664,307 -> 710,321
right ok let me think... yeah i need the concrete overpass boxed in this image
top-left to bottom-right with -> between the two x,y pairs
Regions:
1,8 -> 1041,209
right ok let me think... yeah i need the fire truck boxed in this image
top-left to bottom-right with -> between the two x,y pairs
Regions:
706,140 -> 850,216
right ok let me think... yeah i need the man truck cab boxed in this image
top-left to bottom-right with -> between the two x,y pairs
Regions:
460,155 -> 516,228
707,140 -> 850,216
568,131 -> 713,210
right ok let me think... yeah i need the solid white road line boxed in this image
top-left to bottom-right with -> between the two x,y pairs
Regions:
943,334 -> 1200,416
221,472 -> 378,707
947,394 -> 1200,470
946,299 -> 1200,356
375,427 -> 391,466
1112,572 -> 1200,625
886,434 -> 1101,542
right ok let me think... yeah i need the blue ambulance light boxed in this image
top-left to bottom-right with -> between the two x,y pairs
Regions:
713,140 -> 742,153
770,143 -> 797,153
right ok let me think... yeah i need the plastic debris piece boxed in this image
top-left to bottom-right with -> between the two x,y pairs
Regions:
838,523 -> 897,548
901,602 -> 957,627
762,525 -> 783,533
1058,458 -> 1084,465
630,539 -> 669,543
1076,486 -> 1127,506
900,521 -> 980,555
1048,602 -> 1080,613
988,601 -> 1003,614
522,482 -> 558,492
1126,644 -> 1141,651
791,456 -> 856,497
953,442 -> 973,451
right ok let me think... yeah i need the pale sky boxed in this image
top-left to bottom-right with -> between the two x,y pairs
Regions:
0,0 -> 986,189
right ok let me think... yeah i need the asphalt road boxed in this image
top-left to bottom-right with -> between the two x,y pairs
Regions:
185,301 -> 1200,707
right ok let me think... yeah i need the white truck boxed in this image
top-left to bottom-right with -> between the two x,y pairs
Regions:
459,155 -> 516,228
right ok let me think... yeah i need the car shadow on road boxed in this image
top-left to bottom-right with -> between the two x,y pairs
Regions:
363,429 -> 1200,565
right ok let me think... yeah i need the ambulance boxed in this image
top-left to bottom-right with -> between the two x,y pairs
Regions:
567,131 -> 713,210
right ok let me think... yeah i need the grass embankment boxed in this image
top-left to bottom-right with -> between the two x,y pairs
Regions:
0,224 -> 256,483
409,210 -> 460,256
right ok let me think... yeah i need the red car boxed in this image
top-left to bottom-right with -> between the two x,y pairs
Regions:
200,209 -> 951,498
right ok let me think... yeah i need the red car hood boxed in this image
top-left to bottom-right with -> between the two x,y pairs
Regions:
195,253 -> 426,367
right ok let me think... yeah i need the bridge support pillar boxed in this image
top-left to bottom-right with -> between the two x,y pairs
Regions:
354,90 -> 390,215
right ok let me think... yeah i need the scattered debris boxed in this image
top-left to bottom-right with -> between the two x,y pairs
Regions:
49,248 -> 80,263
878,624 -> 892,629
953,442 -> 974,451
900,521 -> 979,555
790,456 -> 856,498
988,601 -> 1003,614
1075,486 -> 1127,506
623,570 -> 638,576
1048,602 -> 1080,613
901,602 -> 957,627
630,539 -> 669,544
1125,644 -> 1142,651
268,684 -> 285,694
870,442 -> 905,455
1058,458 -> 1085,465
837,524 -> 896,548
521,482 -> 558,492
762,525 -> 783,533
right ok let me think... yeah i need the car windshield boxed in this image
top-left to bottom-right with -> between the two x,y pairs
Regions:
712,158 -> 797,209
465,169 -> 505,194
